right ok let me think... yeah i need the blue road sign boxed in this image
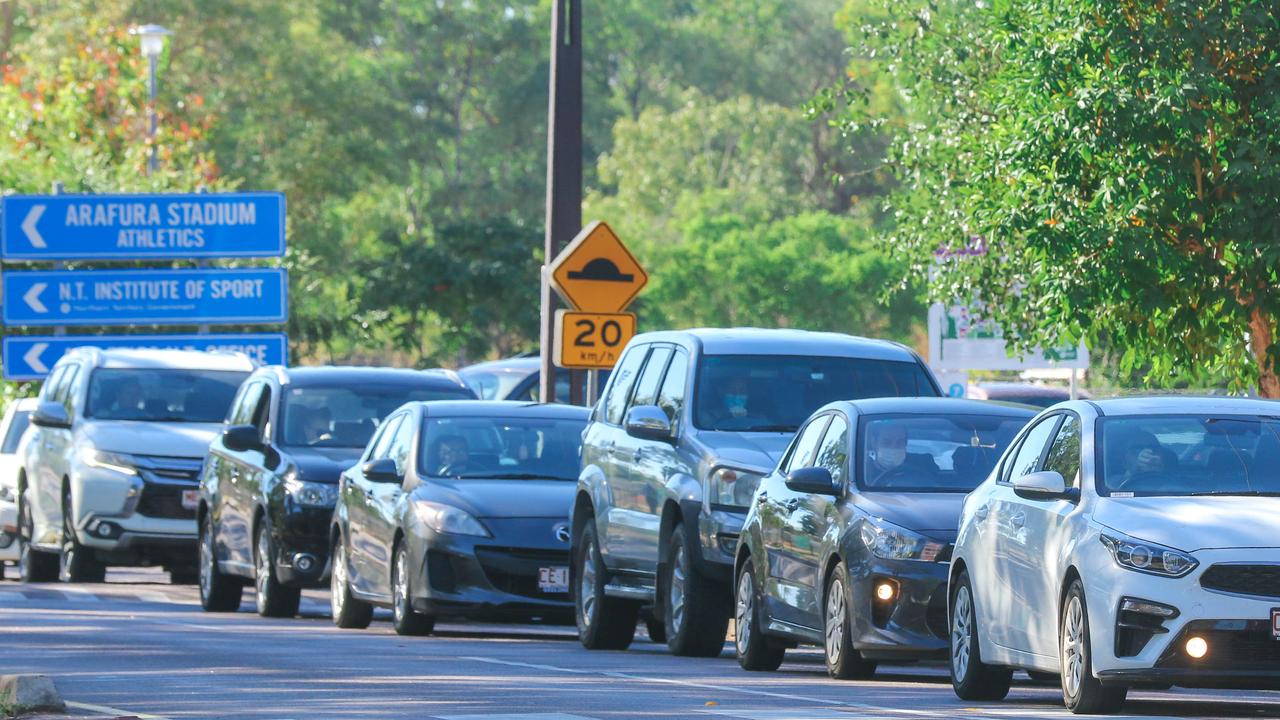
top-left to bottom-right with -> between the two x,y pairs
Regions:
2,267 -> 288,327
1,192 -> 285,260
3,333 -> 288,381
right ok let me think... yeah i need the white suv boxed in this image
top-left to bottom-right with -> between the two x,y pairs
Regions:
18,348 -> 254,584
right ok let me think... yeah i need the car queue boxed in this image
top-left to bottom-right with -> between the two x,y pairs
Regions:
4,328 -> 1278,717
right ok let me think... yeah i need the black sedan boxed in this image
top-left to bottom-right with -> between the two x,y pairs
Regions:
330,401 -> 588,635
197,366 -> 476,617
734,398 -> 1033,678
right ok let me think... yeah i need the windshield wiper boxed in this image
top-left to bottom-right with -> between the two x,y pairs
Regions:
452,472 -> 575,481
736,424 -> 797,433
1189,491 -> 1280,497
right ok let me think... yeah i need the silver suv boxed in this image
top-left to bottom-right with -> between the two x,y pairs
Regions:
571,328 -> 940,655
18,348 -> 254,583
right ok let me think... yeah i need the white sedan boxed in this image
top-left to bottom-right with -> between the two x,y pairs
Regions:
950,396 -> 1280,714
0,398 -> 37,578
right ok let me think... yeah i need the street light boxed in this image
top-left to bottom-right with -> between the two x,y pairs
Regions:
130,24 -> 172,176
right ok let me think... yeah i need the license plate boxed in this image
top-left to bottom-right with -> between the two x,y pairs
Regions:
1272,608 -> 1280,640
181,490 -> 200,511
538,566 -> 568,593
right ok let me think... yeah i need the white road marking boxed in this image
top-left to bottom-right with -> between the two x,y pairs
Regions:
437,715 -> 597,720
66,699 -> 173,719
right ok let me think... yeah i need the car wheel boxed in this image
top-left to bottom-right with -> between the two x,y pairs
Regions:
574,522 -> 638,650
198,514 -> 242,612
330,536 -> 372,629
950,570 -> 1012,700
1061,580 -> 1127,714
662,525 -> 729,657
59,488 -> 105,583
824,566 -> 877,680
735,559 -> 785,671
254,518 -> 300,618
391,541 -> 434,636
18,492 -> 57,583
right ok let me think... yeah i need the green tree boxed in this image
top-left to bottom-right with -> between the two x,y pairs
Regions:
836,0 -> 1280,394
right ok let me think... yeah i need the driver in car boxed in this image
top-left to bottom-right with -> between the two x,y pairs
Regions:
866,422 -> 939,487
434,435 -> 472,476
702,375 -> 756,426
110,378 -> 147,419
1111,431 -> 1169,489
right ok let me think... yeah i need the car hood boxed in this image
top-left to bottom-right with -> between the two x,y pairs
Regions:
697,431 -> 793,473
80,420 -> 222,459
852,491 -> 964,540
1094,496 -> 1280,551
288,446 -> 364,485
0,454 -> 18,490
419,477 -> 576,519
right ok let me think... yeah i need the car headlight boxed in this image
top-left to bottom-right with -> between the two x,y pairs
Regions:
0,484 -> 13,503
708,466 -> 765,508
860,519 -> 946,561
79,448 -> 138,476
1099,532 -> 1197,577
412,500 -> 490,537
284,476 -> 338,508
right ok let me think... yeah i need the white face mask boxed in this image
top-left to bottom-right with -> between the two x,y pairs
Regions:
725,394 -> 748,415
875,447 -> 906,470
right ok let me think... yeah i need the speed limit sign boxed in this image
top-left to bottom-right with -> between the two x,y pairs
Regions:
553,310 -> 636,370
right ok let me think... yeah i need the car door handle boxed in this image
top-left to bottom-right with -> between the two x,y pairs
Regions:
1010,511 -> 1025,529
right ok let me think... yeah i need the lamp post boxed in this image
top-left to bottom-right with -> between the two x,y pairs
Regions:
130,24 -> 172,177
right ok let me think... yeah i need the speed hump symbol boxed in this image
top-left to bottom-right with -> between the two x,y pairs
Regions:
549,221 -> 648,313
554,310 -> 636,370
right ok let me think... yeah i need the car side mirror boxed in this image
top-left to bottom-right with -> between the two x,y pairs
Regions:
222,424 -> 263,453
785,467 -> 841,497
624,405 -> 673,442
362,457 -> 402,484
31,401 -> 71,429
1012,470 -> 1077,501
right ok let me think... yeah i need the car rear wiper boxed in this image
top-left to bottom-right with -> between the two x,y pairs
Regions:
453,472 -> 576,481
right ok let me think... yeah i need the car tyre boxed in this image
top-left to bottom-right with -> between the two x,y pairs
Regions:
950,570 -> 1012,700
18,492 -> 58,583
662,525 -> 729,657
330,536 -> 372,629
254,517 -> 300,618
824,566 -> 877,679
735,559 -> 785,671
1061,580 -> 1127,714
392,541 -> 434,636
60,488 -> 106,584
198,514 -> 242,612
575,522 -> 638,650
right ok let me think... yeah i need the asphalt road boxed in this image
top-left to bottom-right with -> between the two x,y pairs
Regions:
2,569 -> 1279,720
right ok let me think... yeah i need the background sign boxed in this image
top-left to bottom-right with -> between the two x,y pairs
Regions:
1,192 -> 286,260
553,310 -> 635,369
927,303 -> 1088,371
3,333 -> 288,381
2,267 -> 288,326
549,221 -> 648,312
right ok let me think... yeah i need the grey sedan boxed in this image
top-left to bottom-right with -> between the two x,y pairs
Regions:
329,401 -> 588,634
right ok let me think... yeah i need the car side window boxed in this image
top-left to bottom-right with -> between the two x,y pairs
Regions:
814,414 -> 850,486
39,366 -> 66,402
783,415 -> 831,475
1003,415 -> 1062,483
368,414 -> 403,461
230,382 -> 263,425
604,346 -> 648,425
250,385 -> 272,439
1042,413 -> 1082,487
55,366 -> 80,416
630,346 -> 672,409
656,348 -> 689,423
388,413 -> 417,475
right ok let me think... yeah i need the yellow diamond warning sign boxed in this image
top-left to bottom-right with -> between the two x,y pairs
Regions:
549,221 -> 648,313
554,310 -> 636,370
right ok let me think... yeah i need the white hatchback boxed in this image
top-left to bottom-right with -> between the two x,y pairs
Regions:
950,396 -> 1280,714
0,398 -> 37,576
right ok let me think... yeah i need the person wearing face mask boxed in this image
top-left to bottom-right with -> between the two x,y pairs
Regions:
866,422 -> 939,488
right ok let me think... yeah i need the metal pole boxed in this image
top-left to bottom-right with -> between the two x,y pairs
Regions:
51,181 -> 66,338
586,370 -> 600,406
1070,367 -> 1079,400
147,53 -> 158,176
539,0 -> 583,404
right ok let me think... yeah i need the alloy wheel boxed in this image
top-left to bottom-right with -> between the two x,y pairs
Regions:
394,546 -> 410,624
669,544 -> 687,633
331,542 -> 347,618
734,570 -> 753,656
825,576 -> 846,665
952,585 -> 973,680
1063,594 -> 1085,699
579,535 -> 598,629
18,499 -> 33,578
199,518 -> 214,600
255,528 -> 271,609
59,496 -> 76,583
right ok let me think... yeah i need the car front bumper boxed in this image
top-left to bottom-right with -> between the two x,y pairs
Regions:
270,501 -> 333,587
846,557 -> 950,660
409,517 -> 574,622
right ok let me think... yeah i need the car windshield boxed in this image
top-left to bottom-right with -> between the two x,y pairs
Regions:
693,355 -> 936,432
459,368 -> 531,400
281,384 -> 473,448
859,414 -> 1026,492
419,416 -> 584,480
1,410 -> 31,454
1099,415 -> 1280,497
85,369 -> 247,422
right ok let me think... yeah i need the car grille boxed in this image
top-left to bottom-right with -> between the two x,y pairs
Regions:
133,455 -> 202,520
926,583 -> 949,639
1158,621 -> 1280,671
1200,564 -> 1280,599
474,547 -> 570,600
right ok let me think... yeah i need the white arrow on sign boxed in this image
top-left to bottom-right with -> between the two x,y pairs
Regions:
22,343 -> 49,374
22,205 -> 46,248
23,283 -> 48,314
